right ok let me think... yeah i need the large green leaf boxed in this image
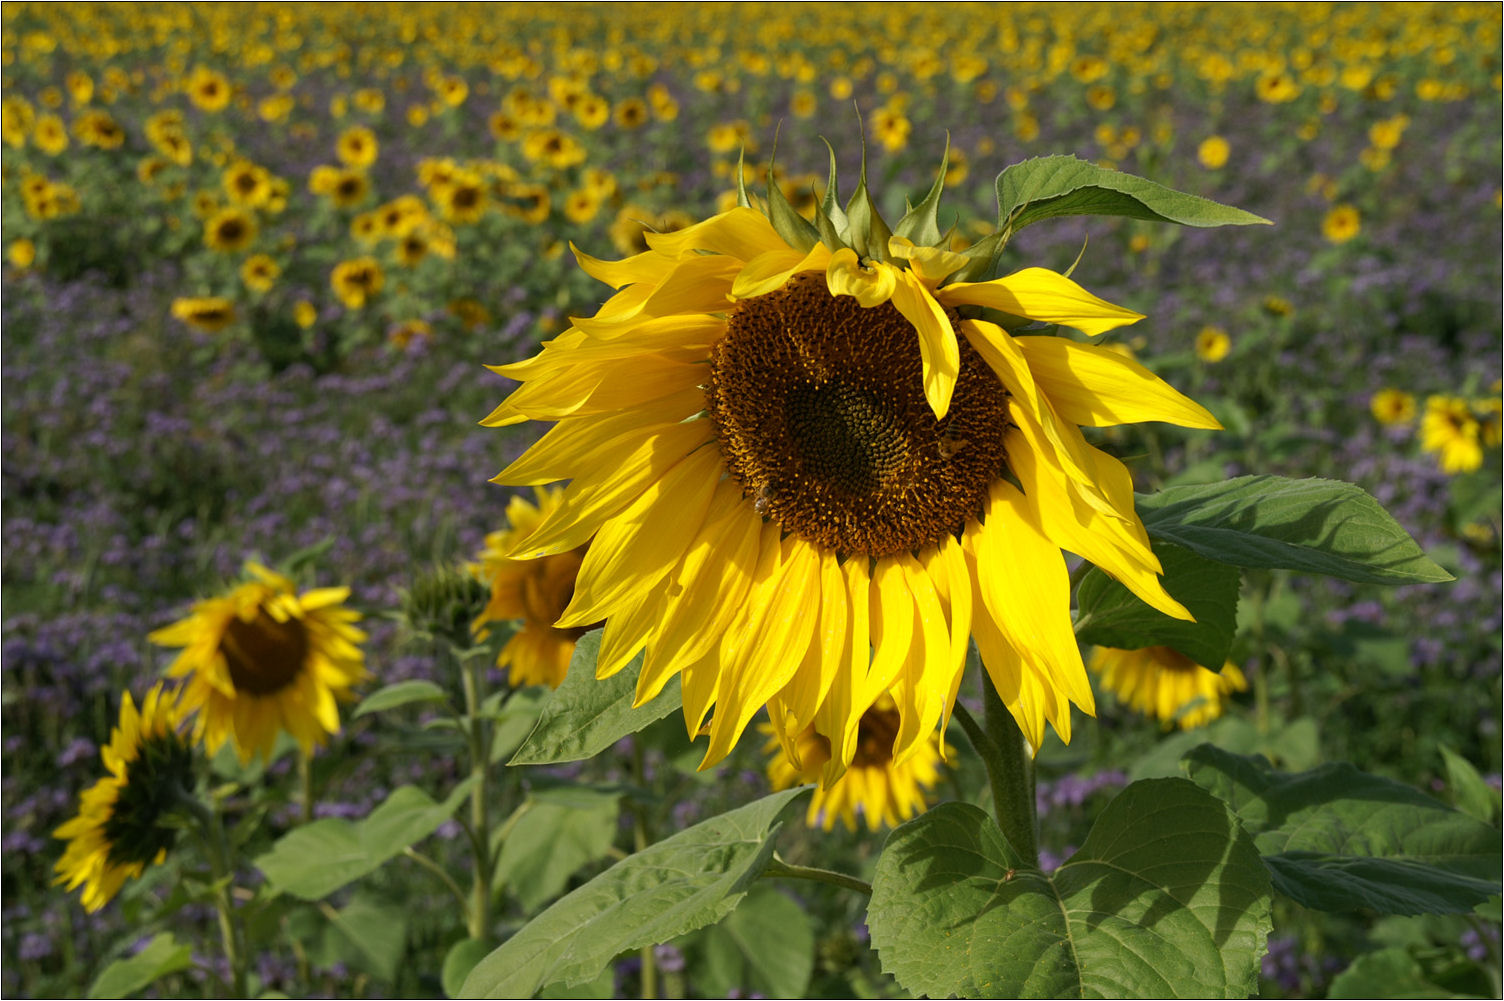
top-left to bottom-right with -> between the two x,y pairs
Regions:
353,679 -> 450,718
995,155 -> 1271,231
867,780 -> 1271,999
1439,745 -> 1502,826
323,894 -> 409,982
1136,476 -> 1454,584
1183,747 -> 1502,914
255,781 -> 473,900
508,629 -> 683,766
689,885 -> 815,1000
494,786 -> 621,912
1075,542 -> 1240,669
88,933 -> 194,999
1326,947 -> 1485,999
460,788 -> 808,999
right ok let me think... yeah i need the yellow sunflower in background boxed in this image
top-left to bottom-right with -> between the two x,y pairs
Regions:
763,694 -> 945,831
472,486 -> 589,689
203,207 -> 257,253
1369,388 -> 1417,426
1090,645 -> 1248,730
148,563 -> 367,763
170,296 -> 236,332
483,152 -> 1220,783
336,124 -> 379,168
54,683 -> 194,912
1421,395 -> 1484,474
186,65 -> 232,113
330,256 -> 384,309
1195,324 -> 1231,362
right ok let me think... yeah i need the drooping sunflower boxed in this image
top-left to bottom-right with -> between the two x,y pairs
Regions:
763,694 -> 945,832
472,486 -> 589,689
54,683 -> 195,912
483,150 -> 1219,782
1089,645 -> 1248,730
148,563 -> 367,763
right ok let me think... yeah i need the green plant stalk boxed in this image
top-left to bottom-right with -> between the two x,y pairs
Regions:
457,643 -> 493,945
982,676 -> 1039,867
630,737 -> 657,1000
298,749 -> 315,826
763,854 -> 873,895
182,790 -> 247,997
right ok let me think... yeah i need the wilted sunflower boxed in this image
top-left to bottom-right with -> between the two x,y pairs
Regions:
149,563 -> 367,763
1090,645 -> 1248,730
763,694 -> 945,831
472,486 -> 589,689
483,148 -> 1220,781
54,683 -> 194,912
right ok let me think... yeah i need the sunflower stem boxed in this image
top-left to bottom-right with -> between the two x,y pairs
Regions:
298,749 -> 315,826
185,791 -> 247,999
456,641 -> 493,945
763,854 -> 873,895
629,737 -> 657,1000
979,672 -> 1039,867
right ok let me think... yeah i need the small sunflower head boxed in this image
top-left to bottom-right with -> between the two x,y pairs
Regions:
401,562 -> 492,649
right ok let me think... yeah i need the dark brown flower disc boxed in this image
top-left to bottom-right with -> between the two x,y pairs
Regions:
220,610 -> 310,695
707,270 -> 1011,558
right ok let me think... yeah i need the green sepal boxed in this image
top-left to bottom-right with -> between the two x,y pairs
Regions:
812,137 -> 850,253
845,139 -> 892,261
893,133 -> 949,247
764,144 -> 820,252
734,149 -> 751,210
949,230 -> 1007,283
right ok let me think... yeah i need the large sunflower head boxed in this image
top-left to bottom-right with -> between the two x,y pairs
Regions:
483,143 -> 1221,779
1089,645 -> 1248,730
148,563 -> 367,763
54,683 -> 195,912
763,694 -> 946,832
472,486 -> 590,689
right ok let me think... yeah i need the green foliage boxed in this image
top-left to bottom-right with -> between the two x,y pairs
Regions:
255,782 -> 474,901
87,933 -> 194,1000
353,680 -> 451,719
508,630 -> 683,766
1327,946 -> 1487,999
1440,746 -> 1503,826
1137,476 -> 1454,584
460,788 -> 808,999
1183,747 -> 1503,915
1075,542 -> 1240,669
684,885 -> 816,999
867,781 -> 1272,999
995,155 -> 1272,232
493,785 -> 621,912
322,895 -> 410,982
442,939 -> 492,999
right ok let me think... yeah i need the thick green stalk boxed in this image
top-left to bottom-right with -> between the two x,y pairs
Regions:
183,792 -> 247,998
298,749 -> 315,826
457,643 -> 493,944
630,738 -> 657,1000
981,678 -> 1038,867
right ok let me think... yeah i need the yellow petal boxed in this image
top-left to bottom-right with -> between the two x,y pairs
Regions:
558,443 -> 723,628
773,549 -> 849,736
640,255 -> 742,316
939,267 -> 1144,337
643,206 -> 788,260
511,422 -> 713,558
890,268 -> 959,418
890,552 -> 949,762
920,534 -> 973,746
817,555 -> 870,786
886,235 -> 969,286
1017,336 -> 1222,429
825,248 -> 897,307
731,243 -> 832,299
570,245 -> 671,289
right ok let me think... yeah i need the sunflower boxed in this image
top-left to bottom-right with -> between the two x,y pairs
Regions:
203,207 -> 257,253
148,563 -> 367,763
330,257 -> 384,309
472,487 -> 589,689
327,168 -> 370,209
223,161 -> 272,207
171,296 -> 236,332
186,65 -> 232,112
482,149 -> 1220,781
1322,204 -> 1361,244
1421,395 -> 1484,474
337,125 -> 379,168
9,238 -> 36,271
763,694 -> 945,831
1089,646 -> 1248,730
1369,388 -> 1416,426
72,110 -> 124,149
1197,136 -> 1230,170
53,683 -> 194,912
240,254 -> 281,293
1195,324 -> 1231,362
33,113 -> 68,155
435,170 -> 488,224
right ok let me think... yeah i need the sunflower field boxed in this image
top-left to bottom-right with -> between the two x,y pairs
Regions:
3,3 -> 1502,999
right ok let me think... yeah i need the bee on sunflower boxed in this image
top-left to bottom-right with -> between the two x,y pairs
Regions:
54,683 -> 195,912
482,144 -> 1224,787
148,563 -> 367,764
